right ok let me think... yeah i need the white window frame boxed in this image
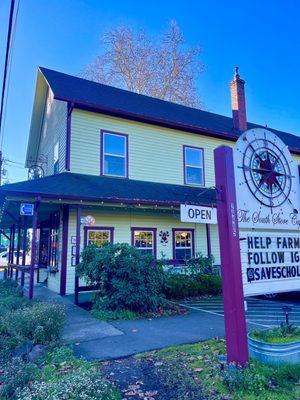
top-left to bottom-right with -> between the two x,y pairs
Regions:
184,146 -> 204,186
102,131 -> 128,178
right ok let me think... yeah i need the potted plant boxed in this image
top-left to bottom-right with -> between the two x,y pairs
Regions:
248,322 -> 300,365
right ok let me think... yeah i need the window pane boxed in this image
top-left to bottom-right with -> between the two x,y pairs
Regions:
175,248 -> 192,260
186,147 -> 202,167
104,155 -> 125,176
104,133 -> 125,156
134,231 -> 154,253
186,166 -> 203,185
88,230 -> 111,248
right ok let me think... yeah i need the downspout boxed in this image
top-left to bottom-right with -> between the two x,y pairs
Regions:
65,102 -> 74,171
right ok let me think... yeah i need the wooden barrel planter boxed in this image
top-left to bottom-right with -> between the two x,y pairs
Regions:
248,333 -> 300,365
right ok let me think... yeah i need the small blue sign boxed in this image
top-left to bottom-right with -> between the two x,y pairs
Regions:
20,203 -> 34,216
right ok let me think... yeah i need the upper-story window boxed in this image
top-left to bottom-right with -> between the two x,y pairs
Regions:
53,141 -> 59,174
102,131 -> 128,177
184,146 -> 204,185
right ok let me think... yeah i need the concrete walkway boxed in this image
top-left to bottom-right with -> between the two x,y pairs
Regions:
73,308 -> 226,360
32,285 -> 123,344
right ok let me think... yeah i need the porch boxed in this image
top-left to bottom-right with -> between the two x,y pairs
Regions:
0,172 -> 217,301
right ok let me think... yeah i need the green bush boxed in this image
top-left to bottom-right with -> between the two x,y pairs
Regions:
91,303 -> 138,321
77,243 -> 165,313
0,357 -> 40,399
222,364 -> 269,393
0,302 -> 65,347
164,273 -> 222,299
15,371 -> 120,400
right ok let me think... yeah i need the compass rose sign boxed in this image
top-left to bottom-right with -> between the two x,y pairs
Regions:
234,128 -> 300,230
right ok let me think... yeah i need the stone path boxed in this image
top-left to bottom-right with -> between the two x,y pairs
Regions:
31,285 -> 123,344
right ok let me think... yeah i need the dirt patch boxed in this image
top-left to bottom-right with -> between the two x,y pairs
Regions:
102,355 -> 204,400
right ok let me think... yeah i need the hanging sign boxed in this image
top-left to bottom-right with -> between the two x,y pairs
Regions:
20,203 -> 34,216
233,128 -> 300,230
180,204 -> 217,224
80,215 -> 96,227
241,232 -> 300,296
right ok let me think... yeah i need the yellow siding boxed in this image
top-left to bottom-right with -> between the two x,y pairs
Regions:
71,109 -> 236,187
64,208 -> 219,294
38,89 -> 67,176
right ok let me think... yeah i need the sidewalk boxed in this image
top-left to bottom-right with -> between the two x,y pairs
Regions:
32,285 -> 123,343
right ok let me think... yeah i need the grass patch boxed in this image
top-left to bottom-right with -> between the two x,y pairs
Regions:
251,326 -> 300,344
138,339 -> 300,400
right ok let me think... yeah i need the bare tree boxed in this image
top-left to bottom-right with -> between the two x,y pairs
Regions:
82,21 -> 203,108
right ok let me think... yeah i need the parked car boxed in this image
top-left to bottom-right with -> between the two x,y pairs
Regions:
0,251 -> 29,266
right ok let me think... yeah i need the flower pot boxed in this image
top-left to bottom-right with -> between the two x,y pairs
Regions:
248,333 -> 300,365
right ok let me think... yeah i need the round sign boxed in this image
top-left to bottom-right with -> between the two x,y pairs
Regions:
85,215 -> 95,227
235,129 -> 296,209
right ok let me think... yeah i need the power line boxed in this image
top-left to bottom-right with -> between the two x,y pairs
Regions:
0,0 -> 15,140
0,0 -> 20,150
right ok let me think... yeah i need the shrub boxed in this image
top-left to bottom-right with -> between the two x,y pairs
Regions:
222,364 -> 269,393
0,301 -> 65,347
77,243 -> 165,313
15,371 -> 120,400
185,253 -> 214,275
164,273 -> 222,299
0,357 -> 40,399
91,303 -> 138,321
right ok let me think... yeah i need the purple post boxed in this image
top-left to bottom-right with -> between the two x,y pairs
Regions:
15,225 -> 21,281
214,145 -> 248,366
206,224 -> 212,256
60,205 -> 69,296
29,204 -> 38,299
10,224 -> 15,278
74,206 -> 81,305
21,226 -> 27,287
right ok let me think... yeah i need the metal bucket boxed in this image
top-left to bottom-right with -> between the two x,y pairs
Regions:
248,333 -> 300,365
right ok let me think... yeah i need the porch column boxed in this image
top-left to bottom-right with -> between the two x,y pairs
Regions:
4,226 -> 12,279
21,225 -> 27,287
74,206 -> 81,305
206,224 -> 212,257
15,225 -> 21,281
29,203 -> 39,299
10,224 -> 15,278
60,205 -> 69,296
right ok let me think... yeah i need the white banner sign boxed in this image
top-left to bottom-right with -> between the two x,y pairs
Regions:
233,128 -> 300,230
241,232 -> 300,296
180,204 -> 217,224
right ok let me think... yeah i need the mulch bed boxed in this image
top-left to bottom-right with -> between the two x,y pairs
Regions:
101,355 -> 204,400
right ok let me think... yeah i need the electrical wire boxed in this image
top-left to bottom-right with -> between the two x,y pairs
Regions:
0,0 -> 20,150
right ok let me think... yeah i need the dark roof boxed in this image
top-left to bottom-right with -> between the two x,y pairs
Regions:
0,173 -> 216,206
39,67 -> 300,151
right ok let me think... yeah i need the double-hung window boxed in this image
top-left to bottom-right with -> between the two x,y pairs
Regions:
85,227 -> 114,249
102,131 -> 128,177
184,146 -> 204,185
173,229 -> 194,260
132,228 -> 156,257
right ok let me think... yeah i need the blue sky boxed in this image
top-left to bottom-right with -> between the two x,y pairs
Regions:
0,0 -> 299,182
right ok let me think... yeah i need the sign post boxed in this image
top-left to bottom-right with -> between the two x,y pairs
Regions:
214,145 -> 249,366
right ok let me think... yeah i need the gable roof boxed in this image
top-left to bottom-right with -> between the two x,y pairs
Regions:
37,67 -> 300,153
0,172 -> 216,207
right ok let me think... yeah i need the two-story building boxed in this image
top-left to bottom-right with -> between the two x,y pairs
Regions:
1,67 -> 300,299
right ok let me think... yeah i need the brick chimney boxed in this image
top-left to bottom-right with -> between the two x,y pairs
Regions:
230,67 -> 247,131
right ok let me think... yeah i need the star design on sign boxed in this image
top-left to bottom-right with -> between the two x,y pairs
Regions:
251,152 -> 283,193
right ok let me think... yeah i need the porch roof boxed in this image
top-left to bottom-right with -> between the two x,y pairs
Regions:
0,172 -> 216,207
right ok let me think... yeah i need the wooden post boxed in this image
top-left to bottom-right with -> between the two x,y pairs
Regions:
60,205 -> 69,296
29,203 -> 38,299
206,224 -> 212,257
74,206 -> 81,305
214,145 -> 249,366
10,224 -> 15,278
15,225 -> 21,281
21,226 -> 27,287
